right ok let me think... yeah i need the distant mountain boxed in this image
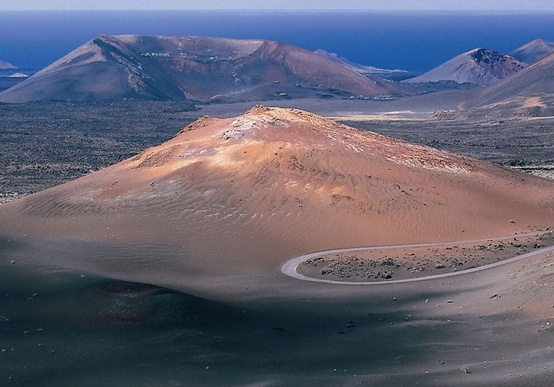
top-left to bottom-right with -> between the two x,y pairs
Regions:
0,62 -> 28,93
7,73 -> 29,78
313,49 -> 412,80
0,35 -> 400,103
465,52 -> 554,117
0,59 -> 17,70
511,39 -> 554,64
404,48 -> 527,85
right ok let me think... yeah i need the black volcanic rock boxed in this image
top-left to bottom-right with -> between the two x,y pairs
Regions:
0,35 -> 400,103
404,48 -> 527,85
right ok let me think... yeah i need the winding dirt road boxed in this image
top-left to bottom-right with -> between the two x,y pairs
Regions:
281,231 -> 554,285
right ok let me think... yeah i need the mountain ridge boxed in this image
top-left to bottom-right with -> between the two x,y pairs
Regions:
0,35 -> 400,103
511,39 -> 554,64
405,48 -> 527,85
460,52 -> 554,118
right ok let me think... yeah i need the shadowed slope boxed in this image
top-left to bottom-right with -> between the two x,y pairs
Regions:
0,106 -> 553,299
511,39 -> 554,64
0,35 -> 194,102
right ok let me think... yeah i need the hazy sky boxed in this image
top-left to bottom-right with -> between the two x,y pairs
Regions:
2,0 -> 554,11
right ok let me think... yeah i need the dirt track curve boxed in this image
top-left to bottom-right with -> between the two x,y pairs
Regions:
281,231 -> 554,285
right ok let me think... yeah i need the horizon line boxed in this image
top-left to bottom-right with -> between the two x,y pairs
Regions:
2,9 -> 554,13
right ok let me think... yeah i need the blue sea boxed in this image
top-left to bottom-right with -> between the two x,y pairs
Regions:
0,11 -> 553,72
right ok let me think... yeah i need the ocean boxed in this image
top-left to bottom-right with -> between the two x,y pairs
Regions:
0,11 -> 553,72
